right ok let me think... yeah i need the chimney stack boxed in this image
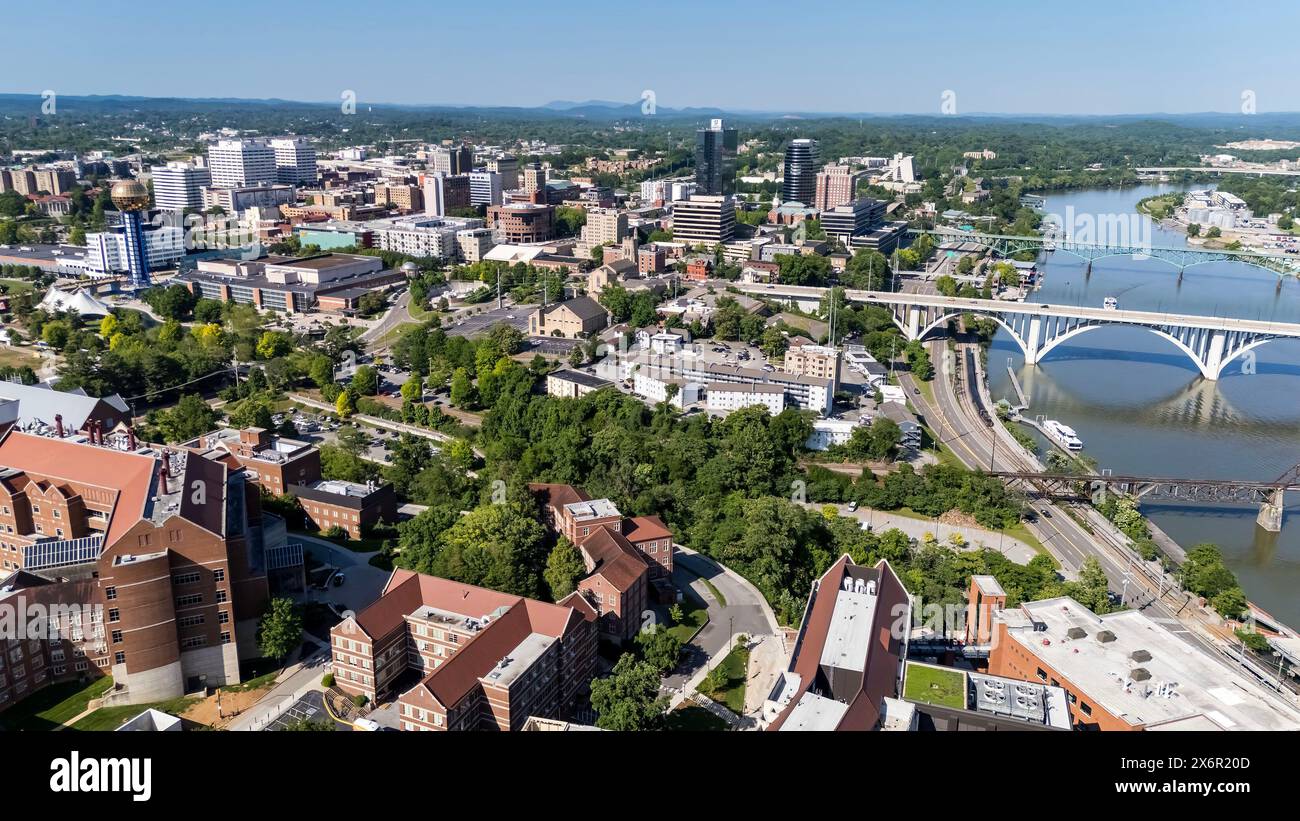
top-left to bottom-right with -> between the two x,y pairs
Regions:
54,414 -> 64,438
127,427 -> 137,451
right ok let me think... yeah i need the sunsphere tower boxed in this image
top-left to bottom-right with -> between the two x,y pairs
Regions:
110,179 -> 153,289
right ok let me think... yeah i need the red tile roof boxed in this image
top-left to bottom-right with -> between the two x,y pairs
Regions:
0,431 -> 157,548
528,482 -> 590,511
621,514 -> 672,543
578,526 -> 648,593
357,569 -> 589,710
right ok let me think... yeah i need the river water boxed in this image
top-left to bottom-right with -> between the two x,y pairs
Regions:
984,184 -> 1300,627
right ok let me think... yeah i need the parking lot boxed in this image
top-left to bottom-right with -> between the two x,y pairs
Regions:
446,302 -> 534,338
262,691 -> 351,732
528,335 -> 582,355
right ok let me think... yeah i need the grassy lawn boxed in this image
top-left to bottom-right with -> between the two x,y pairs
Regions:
1004,521 -> 1051,559
0,278 -> 37,296
664,705 -> 729,731
222,658 -> 284,693
70,696 -> 200,731
0,676 -> 113,731
665,590 -> 709,644
903,662 -> 967,709
0,345 -> 43,370
701,644 -> 749,714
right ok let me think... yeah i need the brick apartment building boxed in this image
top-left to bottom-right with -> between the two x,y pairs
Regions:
183,426 -> 321,497
0,429 -> 303,713
330,569 -> 597,730
782,339 -> 841,390
184,426 -> 396,539
290,478 -> 396,539
529,483 -> 675,641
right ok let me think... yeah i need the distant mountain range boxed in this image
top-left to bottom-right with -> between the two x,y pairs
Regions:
2,93 -> 1300,129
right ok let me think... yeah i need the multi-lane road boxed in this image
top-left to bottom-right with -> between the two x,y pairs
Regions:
897,337 -> 1231,661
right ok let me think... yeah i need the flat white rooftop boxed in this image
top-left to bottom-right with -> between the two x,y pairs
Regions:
564,499 -> 620,521
1002,597 -> 1300,731
818,585 -> 879,674
484,632 -> 554,689
973,575 -> 1006,597
779,691 -> 848,731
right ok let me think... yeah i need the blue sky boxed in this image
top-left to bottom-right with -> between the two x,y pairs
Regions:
6,0 -> 1299,114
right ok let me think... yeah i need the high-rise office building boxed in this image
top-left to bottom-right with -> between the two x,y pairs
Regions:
152,162 -> 211,211
488,155 -> 518,189
431,144 -> 474,176
814,163 -> 859,211
207,139 -> 277,188
694,118 -> 738,196
781,138 -> 820,205
820,198 -> 886,246
522,162 -> 546,195
671,195 -> 736,246
423,173 -> 473,217
270,137 -> 317,186
468,171 -> 503,206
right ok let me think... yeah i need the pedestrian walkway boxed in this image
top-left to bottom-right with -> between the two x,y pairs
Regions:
806,502 -> 1039,565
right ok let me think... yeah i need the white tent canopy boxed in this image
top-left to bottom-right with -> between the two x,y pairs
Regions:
38,286 -> 112,318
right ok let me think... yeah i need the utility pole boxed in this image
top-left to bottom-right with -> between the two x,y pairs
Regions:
496,268 -> 502,310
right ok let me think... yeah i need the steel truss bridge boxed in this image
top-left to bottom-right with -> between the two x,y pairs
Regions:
987,465 -> 1300,531
911,227 -> 1300,278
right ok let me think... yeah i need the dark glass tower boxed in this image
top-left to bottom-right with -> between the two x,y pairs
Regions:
694,119 -> 738,197
781,138 -> 820,205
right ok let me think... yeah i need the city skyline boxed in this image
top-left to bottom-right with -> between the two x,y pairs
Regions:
5,0 -> 1300,115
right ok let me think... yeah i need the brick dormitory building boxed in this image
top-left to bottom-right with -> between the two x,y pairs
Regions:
330,570 -> 598,731
0,426 -> 307,713
325,482 -> 678,731
182,426 -> 396,539
529,483 -> 675,641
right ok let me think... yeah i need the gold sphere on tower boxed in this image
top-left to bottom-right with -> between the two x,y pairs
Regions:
110,179 -> 151,211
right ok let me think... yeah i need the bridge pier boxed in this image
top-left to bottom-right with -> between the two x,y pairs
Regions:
1177,266 -> 1184,285
1257,489 -> 1284,532
1023,317 -> 1043,365
907,307 -> 921,340
1202,331 -> 1227,381
1085,260 -> 1092,278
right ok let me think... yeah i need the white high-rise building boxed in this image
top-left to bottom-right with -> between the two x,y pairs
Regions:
424,173 -> 448,217
468,171 -> 503,207
85,224 -> 185,276
207,139 -> 277,188
270,137 -> 317,186
152,162 -> 211,211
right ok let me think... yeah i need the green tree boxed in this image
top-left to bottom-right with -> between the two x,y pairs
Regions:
543,537 -> 586,600
255,331 -> 292,360
351,365 -> 379,396
449,366 -> 476,408
590,653 -> 668,731
257,597 -> 303,660
152,393 -> 218,442
634,626 -> 683,674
